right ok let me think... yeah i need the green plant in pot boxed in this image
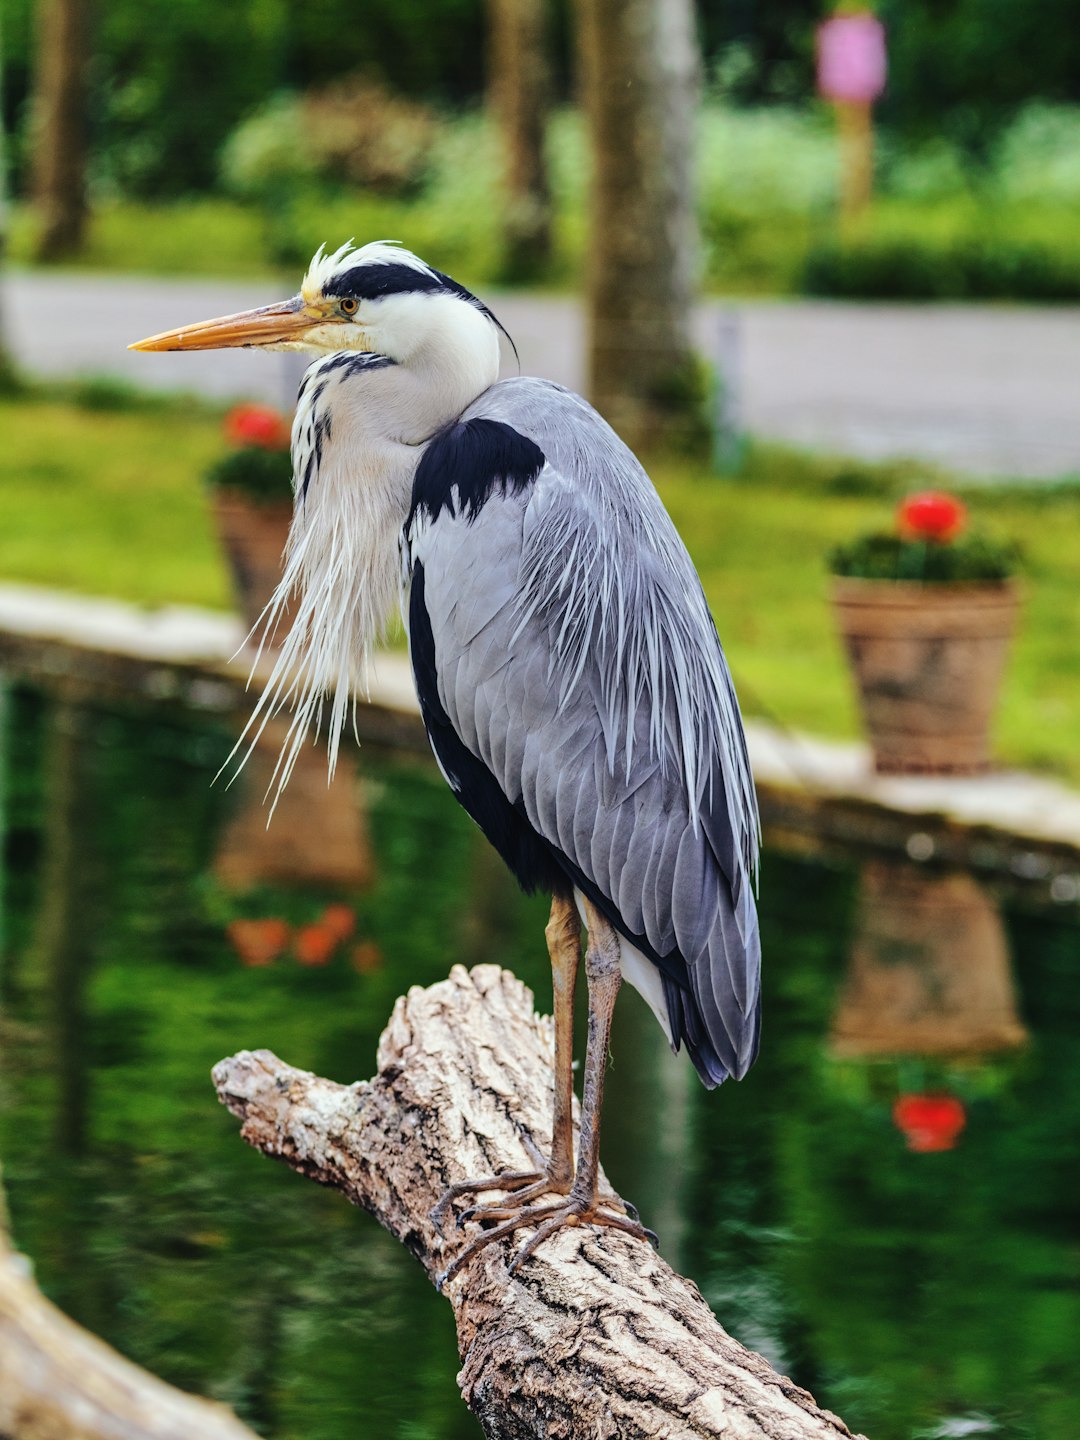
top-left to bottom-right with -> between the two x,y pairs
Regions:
207,404 -> 295,646
829,492 -> 1020,775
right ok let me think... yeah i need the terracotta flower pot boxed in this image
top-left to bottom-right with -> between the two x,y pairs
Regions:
831,578 -> 1019,775
212,491 -> 295,648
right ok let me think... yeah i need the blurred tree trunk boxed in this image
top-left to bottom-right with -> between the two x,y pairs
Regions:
488,0 -> 552,281
30,0 -> 91,261
575,0 -> 703,453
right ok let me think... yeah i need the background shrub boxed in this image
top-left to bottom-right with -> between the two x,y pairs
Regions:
803,204 -> 1080,302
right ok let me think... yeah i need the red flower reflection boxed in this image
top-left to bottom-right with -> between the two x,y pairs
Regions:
319,904 -> 357,944
351,940 -> 383,975
897,491 -> 967,543
227,918 -> 291,967
225,403 -> 292,452
294,923 -> 338,967
893,1093 -> 967,1153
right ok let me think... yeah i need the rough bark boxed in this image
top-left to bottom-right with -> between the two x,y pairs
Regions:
30,0 -> 91,260
575,0 -> 702,452
0,1176 -> 258,1440
488,0 -> 552,279
214,964 -> 865,1440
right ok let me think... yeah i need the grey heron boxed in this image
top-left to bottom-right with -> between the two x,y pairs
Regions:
132,241 -> 761,1283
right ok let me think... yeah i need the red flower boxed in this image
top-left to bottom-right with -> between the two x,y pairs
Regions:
893,1093 -> 966,1153
897,491 -> 967,543
225,404 -> 292,452
227,917 -> 291,967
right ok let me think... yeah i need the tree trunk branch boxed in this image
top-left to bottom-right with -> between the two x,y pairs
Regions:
30,0 -> 91,260
213,964 -> 865,1440
488,0 -> 552,280
576,0 -> 702,452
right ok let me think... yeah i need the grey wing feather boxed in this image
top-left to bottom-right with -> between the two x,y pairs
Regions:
410,377 -> 760,1085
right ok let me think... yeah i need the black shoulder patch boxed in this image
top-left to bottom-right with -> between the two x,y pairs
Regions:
408,418 -> 544,529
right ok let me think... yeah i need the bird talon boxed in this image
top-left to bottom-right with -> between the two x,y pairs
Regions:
595,1192 -> 626,1217
457,1204 -> 495,1229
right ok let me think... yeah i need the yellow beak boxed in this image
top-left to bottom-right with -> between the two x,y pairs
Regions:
129,296 -> 326,352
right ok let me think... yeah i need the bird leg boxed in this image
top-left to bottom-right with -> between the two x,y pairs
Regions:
429,892 -> 580,1231
436,897 -> 656,1290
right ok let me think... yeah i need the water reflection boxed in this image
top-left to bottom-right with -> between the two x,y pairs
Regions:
831,859 -> 1028,1158
214,718 -> 374,892
607,984 -> 694,1272
0,685 -> 1076,1440
892,1092 -> 967,1152
34,698 -> 98,1158
832,860 -> 1027,1061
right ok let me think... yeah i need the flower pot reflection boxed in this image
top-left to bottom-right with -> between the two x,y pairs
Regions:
214,718 -> 374,891
831,859 -> 1026,1060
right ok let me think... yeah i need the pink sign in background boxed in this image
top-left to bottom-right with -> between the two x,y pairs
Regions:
816,14 -> 887,104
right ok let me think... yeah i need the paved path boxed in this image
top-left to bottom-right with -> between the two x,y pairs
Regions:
5,269 -> 1080,477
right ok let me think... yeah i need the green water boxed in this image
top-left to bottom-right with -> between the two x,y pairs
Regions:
0,684 -> 1077,1439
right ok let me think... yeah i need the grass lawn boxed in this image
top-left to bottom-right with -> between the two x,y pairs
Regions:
0,390 -> 230,610
7,200 -> 280,282
2,389 -> 1078,781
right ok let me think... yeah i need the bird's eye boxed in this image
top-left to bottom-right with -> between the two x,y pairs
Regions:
340,298 -> 359,316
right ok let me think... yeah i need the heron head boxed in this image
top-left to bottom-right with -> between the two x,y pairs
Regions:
130,240 -> 506,378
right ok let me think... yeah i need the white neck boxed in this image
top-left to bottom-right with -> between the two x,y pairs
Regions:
364,292 -> 501,444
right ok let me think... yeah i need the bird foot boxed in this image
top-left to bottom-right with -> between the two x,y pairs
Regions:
435,1187 -> 658,1291
429,1160 -> 571,1233
454,1170 -> 573,1228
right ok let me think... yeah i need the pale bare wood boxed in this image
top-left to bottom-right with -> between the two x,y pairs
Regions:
213,964 -> 865,1440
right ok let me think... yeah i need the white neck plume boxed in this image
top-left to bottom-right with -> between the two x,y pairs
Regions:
228,297 -> 500,808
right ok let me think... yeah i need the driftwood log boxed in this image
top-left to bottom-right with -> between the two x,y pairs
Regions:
214,964 -> 865,1440
0,1183 -> 257,1440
